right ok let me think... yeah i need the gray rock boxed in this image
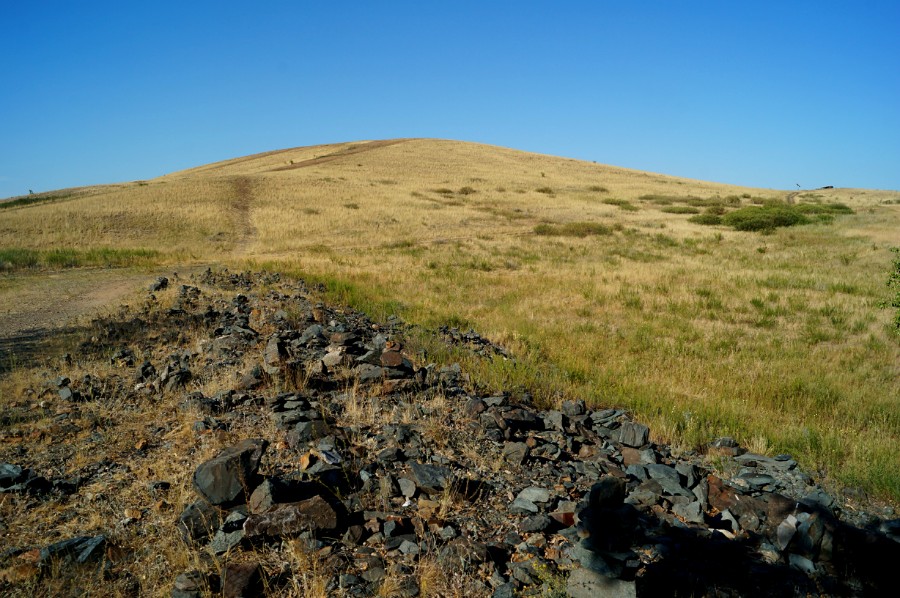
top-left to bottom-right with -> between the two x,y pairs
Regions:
493,583 -> 516,598
567,567 -> 636,598
262,336 -> 284,375
0,463 -> 24,487
776,514 -> 798,551
409,462 -> 452,494
800,488 -> 836,513
286,420 -> 330,447
509,497 -> 539,514
209,512 -> 247,554
672,500 -> 704,524
517,486 -> 551,504
570,543 -> 616,576
248,479 -> 276,514
788,553 -> 817,575
177,499 -> 222,544
502,442 -> 529,465
356,363 -> 384,382
521,514 -> 552,532
360,566 -> 386,583
193,438 -> 268,506
618,422 -> 649,448
243,495 -> 338,537
544,410 -> 567,432
561,400 -> 586,417
675,463 -> 699,488
398,477 -> 417,498
39,535 -> 106,566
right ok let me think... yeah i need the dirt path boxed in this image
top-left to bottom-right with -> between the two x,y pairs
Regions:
0,268 -> 175,370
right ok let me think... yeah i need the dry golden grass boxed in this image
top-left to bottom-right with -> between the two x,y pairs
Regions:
2,138 -> 899,502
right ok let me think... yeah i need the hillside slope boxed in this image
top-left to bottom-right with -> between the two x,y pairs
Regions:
1,139 -> 899,502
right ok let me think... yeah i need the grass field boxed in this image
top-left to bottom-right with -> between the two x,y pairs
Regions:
2,138 -> 899,501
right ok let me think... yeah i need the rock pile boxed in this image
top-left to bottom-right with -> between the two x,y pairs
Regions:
1,269 -> 897,597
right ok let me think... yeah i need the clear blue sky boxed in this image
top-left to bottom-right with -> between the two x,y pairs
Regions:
2,1 -> 899,198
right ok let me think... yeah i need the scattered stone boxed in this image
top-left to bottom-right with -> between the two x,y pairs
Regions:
409,463 -> 452,494
243,495 -> 338,537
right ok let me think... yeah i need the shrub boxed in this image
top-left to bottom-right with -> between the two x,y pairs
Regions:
588,185 -> 609,193
457,186 -> 477,195
535,187 -> 554,195
795,202 -> 854,215
689,214 -> 723,225
722,205 -> 808,231
887,247 -> 900,332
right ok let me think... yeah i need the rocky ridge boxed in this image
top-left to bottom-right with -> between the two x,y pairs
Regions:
0,269 -> 897,596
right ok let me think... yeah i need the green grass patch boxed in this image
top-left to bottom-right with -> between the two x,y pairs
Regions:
640,194 -> 703,204
0,247 -> 160,272
723,204 -> 810,232
602,198 -> 640,211
795,202 -> 854,216
0,192 -> 76,210
689,214 -> 723,225
534,222 -> 613,238
660,206 -> 701,214
888,247 -> 900,332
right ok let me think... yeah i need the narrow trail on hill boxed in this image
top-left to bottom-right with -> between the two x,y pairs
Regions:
229,176 -> 259,256
268,138 -> 412,171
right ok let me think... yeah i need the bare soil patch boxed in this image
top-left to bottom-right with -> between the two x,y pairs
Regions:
0,268 -> 174,371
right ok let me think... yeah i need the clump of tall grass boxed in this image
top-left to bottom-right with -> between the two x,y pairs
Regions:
533,222 -> 612,237
0,247 -> 160,272
602,198 -> 639,211
660,206 -> 700,214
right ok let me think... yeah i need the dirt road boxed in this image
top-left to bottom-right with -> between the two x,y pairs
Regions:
0,268 -> 172,370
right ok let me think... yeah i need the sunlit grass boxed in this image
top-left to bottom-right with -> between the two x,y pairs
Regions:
3,138 -> 899,500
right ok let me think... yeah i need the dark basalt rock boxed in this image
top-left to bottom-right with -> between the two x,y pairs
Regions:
192,438 -> 268,506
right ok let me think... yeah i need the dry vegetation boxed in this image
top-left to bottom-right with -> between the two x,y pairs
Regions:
2,138 -> 899,504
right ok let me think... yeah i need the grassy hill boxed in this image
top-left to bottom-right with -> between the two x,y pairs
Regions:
2,138 -> 899,501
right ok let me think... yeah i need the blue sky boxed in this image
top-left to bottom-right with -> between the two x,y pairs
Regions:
1,1 -> 898,198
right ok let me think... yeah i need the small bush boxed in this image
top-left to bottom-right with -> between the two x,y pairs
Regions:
689,214 -> 723,225
535,187 -> 554,195
432,188 -> 454,195
887,247 -> 900,332
795,202 -> 854,215
722,205 -> 808,231
534,222 -> 612,237
588,185 -> 609,193
660,206 -> 700,214
639,194 -> 703,204
457,186 -> 477,195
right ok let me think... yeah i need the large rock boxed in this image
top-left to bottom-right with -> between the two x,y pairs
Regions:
193,439 -> 268,506
618,422 -> 649,448
242,495 -> 338,537
409,463 -> 452,494
177,499 -> 222,544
